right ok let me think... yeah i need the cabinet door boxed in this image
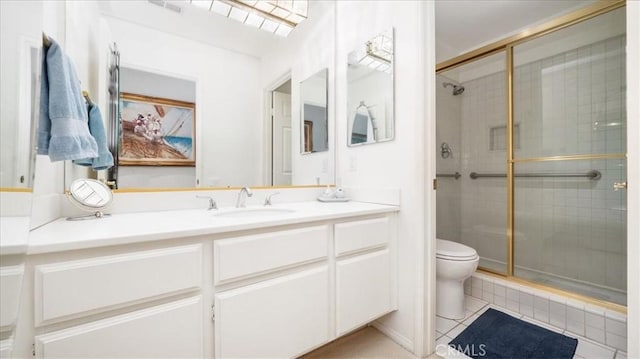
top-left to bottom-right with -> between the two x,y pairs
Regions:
215,267 -> 329,358
336,249 -> 392,335
0,338 -> 13,358
0,264 -> 23,332
35,296 -> 203,358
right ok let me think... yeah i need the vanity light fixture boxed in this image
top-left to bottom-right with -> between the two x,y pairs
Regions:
189,0 -> 308,37
349,31 -> 393,74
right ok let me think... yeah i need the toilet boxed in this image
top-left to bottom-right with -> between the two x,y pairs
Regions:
436,239 -> 479,319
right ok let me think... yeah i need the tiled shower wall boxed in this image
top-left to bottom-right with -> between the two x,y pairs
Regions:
435,74 -> 462,243
436,35 -> 627,300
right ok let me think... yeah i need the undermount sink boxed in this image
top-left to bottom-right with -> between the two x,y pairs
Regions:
211,207 -> 296,218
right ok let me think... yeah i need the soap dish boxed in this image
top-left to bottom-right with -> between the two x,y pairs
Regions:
317,196 -> 351,202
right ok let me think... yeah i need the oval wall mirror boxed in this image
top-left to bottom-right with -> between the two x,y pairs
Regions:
67,179 -> 113,220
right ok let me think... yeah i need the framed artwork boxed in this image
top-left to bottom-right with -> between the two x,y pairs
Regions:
119,93 -> 195,166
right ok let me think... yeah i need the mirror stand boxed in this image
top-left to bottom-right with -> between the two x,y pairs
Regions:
65,179 -> 113,221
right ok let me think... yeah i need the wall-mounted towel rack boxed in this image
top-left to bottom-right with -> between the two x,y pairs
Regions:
42,32 -> 51,48
436,172 -> 461,179
469,170 -> 601,180
82,90 -> 93,105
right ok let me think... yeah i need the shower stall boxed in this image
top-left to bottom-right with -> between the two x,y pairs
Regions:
436,5 -> 627,306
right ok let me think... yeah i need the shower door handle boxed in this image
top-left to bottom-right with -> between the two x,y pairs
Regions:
613,181 -> 627,191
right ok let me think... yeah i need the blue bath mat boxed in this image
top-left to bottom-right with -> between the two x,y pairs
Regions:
449,308 -> 578,359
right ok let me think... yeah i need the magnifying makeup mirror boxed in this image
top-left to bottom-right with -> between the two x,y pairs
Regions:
66,179 -> 113,220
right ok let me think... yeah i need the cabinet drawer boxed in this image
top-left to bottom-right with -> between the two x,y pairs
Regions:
35,296 -> 203,358
34,244 -> 202,326
214,225 -> 328,284
335,217 -> 389,256
0,265 -> 24,331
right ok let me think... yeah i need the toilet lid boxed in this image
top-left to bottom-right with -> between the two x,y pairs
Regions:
436,239 -> 478,259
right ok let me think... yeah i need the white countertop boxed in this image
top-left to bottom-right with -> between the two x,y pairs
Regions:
28,201 -> 399,255
0,216 -> 31,256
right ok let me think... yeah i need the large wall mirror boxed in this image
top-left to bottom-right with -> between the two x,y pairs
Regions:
347,28 -> 394,146
300,69 -> 329,154
61,1 -> 336,190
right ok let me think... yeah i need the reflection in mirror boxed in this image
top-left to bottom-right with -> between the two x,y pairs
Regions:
61,1 -> 336,191
66,178 -> 113,220
118,66 -> 196,188
347,28 -> 394,146
300,69 -> 328,154
117,67 -> 196,188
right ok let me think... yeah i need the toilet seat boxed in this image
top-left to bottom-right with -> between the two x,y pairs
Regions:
436,239 -> 478,261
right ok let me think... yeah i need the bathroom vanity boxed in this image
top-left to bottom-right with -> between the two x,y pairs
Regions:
7,201 -> 398,358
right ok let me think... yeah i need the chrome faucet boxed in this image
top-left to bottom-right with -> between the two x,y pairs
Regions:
236,187 -> 253,208
196,195 -> 217,210
264,192 -> 280,206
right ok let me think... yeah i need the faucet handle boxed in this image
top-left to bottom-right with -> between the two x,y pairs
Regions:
264,192 -> 281,206
196,195 -> 217,210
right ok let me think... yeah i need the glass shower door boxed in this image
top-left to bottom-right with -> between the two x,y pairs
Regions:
437,51 -> 508,275
512,7 -> 627,305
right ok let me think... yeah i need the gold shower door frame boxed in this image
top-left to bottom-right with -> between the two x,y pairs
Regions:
436,0 -> 627,312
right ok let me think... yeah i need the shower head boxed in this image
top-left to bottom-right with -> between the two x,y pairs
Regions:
443,82 -> 465,96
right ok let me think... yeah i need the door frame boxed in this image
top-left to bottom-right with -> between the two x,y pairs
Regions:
263,71 -> 292,186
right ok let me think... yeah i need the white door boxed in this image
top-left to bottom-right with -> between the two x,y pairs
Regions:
272,91 -> 292,185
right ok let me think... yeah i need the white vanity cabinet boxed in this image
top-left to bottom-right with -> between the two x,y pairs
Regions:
17,203 -> 398,358
30,244 -> 205,358
213,215 -> 396,358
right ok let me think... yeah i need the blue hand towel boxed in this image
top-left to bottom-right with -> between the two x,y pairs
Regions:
73,103 -> 114,170
38,36 -> 98,161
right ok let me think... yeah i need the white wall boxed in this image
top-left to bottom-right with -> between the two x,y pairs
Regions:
105,16 -> 262,188
260,1 -> 336,186
335,1 -> 428,354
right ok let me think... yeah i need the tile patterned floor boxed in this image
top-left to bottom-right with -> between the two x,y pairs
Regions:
302,295 -> 626,358
435,295 -> 627,359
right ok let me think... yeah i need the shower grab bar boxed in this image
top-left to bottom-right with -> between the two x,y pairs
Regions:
469,170 -> 601,180
436,172 -> 461,179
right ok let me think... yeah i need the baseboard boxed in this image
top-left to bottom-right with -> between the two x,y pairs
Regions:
371,320 -> 415,355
